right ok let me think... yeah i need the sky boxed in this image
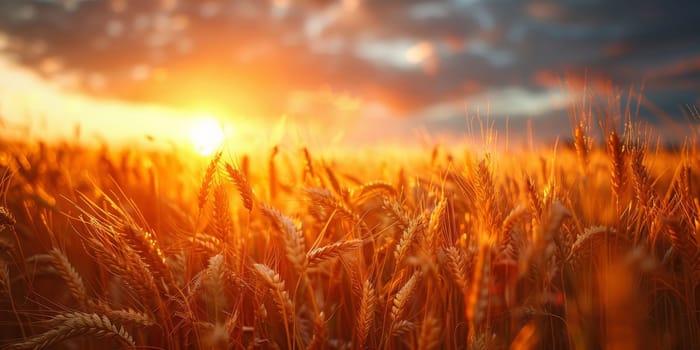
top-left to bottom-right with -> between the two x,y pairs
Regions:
0,0 -> 699,146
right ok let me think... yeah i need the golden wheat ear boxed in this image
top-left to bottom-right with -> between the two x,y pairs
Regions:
251,263 -> 295,322
0,206 -> 15,228
307,239 -> 362,267
224,162 -> 255,211
418,314 -> 441,350
355,280 -> 376,349
391,271 -> 420,322
607,131 -> 627,210
45,248 -> 88,307
13,312 -> 135,350
260,204 -> 307,272
198,151 -> 223,214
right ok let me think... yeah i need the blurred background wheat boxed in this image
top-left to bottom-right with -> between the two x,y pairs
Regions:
1,115 -> 699,348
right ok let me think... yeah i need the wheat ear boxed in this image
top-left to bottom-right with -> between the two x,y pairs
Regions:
14,312 -> 135,349
630,147 -> 656,209
474,158 -> 501,235
120,223 -> 174,289
306,188 -> 370,235
391,320 -> 416,337
88,300 -> 154,326
0,206 -> 15,227
500,205 -> 528,259
395,216 -> 424,266
301,147 -> 316,182
47,248 -> 88,306
418,314 -> 441,350
569,226 -> 615,261
0,259 -> 9,296
383,198 -> 410,230
391,271 -> 419,321
198,151 -> 222,212
356,280 -> 376,349
666,220 -> 700,274
425,198 -> 447,254
607,131 -> 627,209
307,239 -> 362,267
444,246 -> 470,294
261,204 -> 307,271
573,123 -> 590,171
225,162 -> 254,211
252,263 -> 295,322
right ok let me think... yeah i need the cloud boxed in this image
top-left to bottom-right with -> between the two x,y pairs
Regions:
0,0 -> 698,125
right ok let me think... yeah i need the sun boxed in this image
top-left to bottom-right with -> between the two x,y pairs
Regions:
190,116 -> 225,156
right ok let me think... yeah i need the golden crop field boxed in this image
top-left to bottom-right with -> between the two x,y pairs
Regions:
0,117 -> 698,350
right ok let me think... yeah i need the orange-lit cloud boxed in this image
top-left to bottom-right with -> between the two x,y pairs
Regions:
0,0 -> 697,143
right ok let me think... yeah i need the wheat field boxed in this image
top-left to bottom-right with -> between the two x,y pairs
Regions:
0,119 -> 699,349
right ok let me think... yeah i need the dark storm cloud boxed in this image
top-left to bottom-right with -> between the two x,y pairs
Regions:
0,0 -> 698,120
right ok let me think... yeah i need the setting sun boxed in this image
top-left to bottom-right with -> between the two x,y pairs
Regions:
190,116 -> 225,156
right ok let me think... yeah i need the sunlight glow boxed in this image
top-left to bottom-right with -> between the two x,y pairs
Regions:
190,117 -> 226,156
